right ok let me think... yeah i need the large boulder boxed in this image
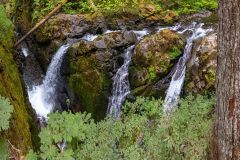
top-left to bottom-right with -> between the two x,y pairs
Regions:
66,31 -> 137,120
129,29 -> 185,97
35,13 -> 106,43
185,33 -> 217,94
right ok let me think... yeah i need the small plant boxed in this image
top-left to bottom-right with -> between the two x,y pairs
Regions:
0,96 -> 13,131
148,66 -> 157,81
168,46 -> 182,59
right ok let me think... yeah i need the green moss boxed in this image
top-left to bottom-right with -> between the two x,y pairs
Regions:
168,46 -> 182,59
205,68 -> 216,87
67,52 -> 111,121
0,139 -> 8,159
0,6 -> 38,154
0,5 -> 14,48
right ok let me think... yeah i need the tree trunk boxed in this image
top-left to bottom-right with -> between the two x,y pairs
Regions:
214,0 -> 240,159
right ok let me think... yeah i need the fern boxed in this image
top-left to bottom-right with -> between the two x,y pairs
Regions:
0,96 -> 13,131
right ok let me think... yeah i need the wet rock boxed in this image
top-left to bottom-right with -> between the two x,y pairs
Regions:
129,29 -> 185,97
185,33 -> 217,94
93,31 -> 137,49
35,13 -> 106,43
66,31 -> 137,120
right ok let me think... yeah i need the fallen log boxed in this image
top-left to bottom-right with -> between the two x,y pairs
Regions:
14,0 -> 68,47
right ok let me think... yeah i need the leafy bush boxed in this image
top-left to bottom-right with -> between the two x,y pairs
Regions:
159,0 -> 217,14
0,96 -> 13,159
31,0 -> 217,22
0,96 -> 13,131
27,95 -> 215,160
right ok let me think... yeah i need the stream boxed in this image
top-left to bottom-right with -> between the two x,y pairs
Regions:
20,22 -> 213,120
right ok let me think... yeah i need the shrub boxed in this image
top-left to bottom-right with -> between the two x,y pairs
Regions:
27,95 -> 215,160
31,0 -> 218,22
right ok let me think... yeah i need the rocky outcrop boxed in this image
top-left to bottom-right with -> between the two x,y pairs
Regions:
67,31 -> 137,120
185,33 -> 217,94
35,13 -> 106,43
129,29 -> 185,97
0,6 -> 39,154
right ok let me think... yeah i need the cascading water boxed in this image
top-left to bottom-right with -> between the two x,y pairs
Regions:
24,33 -> 98,120
108,30 -> 149,117
28,44 -> 70,120
107,46 -> 135,117
163,23 -> 213,114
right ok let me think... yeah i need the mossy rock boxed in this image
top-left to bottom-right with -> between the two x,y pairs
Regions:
130,29 -> 185,97
0,6 -> 39,154
185,33 -> 217,94
67,43 -> 112,121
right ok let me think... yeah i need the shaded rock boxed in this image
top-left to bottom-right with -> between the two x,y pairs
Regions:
129,29 -> 185,97
66,31 -> 137,120
185,33 -> 217,94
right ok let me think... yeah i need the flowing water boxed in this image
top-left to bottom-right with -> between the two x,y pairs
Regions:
27,44 -> 70,120
108,30 -> 149,117
24,33 -> 99,120
163,23 -> 213,114
107,46 -> 135,117
21,24 -> 212,120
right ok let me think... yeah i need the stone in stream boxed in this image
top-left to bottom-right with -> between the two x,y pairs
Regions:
66,31 -> 137,120
185,33 -> 217,94
129,29 -> 185,97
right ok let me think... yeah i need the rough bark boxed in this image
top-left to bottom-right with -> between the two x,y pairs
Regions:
214,0 -> 240,159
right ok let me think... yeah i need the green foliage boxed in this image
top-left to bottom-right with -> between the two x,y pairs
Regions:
0,96 -> 13,131
147,66 -> 157,81
0,96 -> 13,159
31,0 -> 217,22
168,46 -> 182,59
0,140 -> 8,160
27,95 -> 215,159
159,0 -> 217,15
32,0 -> 93,22
0,5 -> 14,48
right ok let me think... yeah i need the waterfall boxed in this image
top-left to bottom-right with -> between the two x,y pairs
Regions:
107,30 -> 149,118
163,23 -> 213,114
28,44 -> 70,120
107,46 -> 134,117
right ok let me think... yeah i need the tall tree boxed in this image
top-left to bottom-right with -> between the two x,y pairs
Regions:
214,0 -> 240,159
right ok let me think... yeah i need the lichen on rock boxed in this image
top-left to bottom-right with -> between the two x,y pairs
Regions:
185,33 -> 217,94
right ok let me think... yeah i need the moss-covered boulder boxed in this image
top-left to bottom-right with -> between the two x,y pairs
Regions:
185,33 -> 217,94
67,31 -> 137,120
35,13 -> 106,43
130,29 -> 185,97
0,5 -> 38,154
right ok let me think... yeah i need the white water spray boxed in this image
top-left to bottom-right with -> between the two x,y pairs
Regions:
163,23 -> 213,114
107,30 -> 149,117
107,46 -> 134,117
28,44 -> 70,119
